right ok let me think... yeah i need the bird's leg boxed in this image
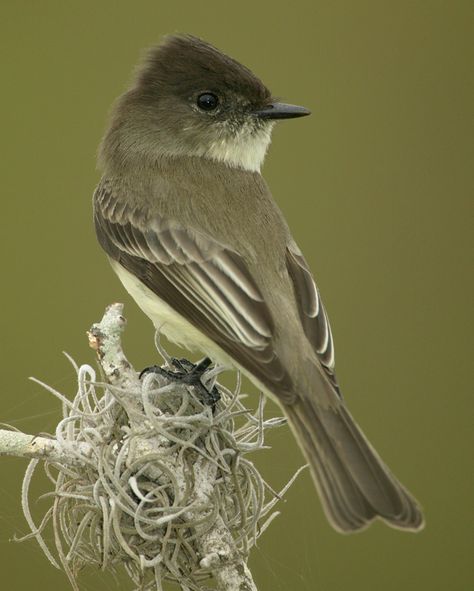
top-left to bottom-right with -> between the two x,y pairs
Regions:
170,357 -> 201,373
139,357 -> 220,408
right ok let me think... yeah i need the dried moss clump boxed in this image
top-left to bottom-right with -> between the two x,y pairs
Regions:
20,345 -> 302,591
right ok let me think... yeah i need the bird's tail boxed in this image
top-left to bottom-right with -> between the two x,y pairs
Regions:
284,394 -> 424,533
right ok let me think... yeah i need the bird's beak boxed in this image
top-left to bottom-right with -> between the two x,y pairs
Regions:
252,101 -> 311,120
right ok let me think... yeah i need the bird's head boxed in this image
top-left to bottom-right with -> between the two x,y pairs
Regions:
100,34 -> 310,173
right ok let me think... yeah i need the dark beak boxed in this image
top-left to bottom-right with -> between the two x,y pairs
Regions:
252,101 -> 311,120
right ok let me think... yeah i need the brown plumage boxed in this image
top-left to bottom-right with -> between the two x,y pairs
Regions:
94,34 -> 424,532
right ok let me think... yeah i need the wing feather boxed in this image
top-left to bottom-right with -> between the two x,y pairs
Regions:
286,243 -> 341,395
94,183 -> 294,400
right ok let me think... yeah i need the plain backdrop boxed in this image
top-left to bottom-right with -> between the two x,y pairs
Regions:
0,2 -> 472,590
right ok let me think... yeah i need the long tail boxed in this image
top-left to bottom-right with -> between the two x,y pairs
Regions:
285,395 -> 424,533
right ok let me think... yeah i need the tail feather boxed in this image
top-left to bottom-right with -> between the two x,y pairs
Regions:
285,395 -> 424,533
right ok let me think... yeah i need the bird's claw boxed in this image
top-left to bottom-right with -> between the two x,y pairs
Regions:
139,357 -> 220,408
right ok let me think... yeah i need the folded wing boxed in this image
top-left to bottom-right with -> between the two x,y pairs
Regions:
286,243 -> 341,395
94,183 -> 294,400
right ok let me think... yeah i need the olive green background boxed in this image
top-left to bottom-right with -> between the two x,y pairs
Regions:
0,1 -> 472,590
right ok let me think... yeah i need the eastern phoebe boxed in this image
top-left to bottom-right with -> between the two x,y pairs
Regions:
94,34 -> 424,533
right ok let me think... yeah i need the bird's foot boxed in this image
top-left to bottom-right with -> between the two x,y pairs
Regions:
139,357 -> 220,408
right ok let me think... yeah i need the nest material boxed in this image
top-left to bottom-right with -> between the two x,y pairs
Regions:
20,346 -> 303,591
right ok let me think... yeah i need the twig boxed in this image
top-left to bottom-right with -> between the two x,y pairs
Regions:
0,430 -> 91,466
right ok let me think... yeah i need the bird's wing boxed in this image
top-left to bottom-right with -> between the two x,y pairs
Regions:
94,183 -> 294,401
285,242 -> 341,395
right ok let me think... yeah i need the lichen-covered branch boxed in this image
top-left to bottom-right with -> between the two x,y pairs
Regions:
0,430 -> 91,466
88,304 -> 259,591
1,304 -> 303,591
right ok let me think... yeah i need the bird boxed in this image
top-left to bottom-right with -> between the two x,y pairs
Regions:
93,34 -> 424,533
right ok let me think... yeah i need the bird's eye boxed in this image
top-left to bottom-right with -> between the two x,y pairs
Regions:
196,93 -> 219,111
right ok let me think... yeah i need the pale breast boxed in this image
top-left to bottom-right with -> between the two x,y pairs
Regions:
111,260 -> 234,366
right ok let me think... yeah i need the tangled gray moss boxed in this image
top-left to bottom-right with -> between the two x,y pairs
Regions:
19,331 -> 303,591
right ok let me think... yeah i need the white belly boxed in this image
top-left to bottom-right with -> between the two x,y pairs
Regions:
111,260 -> 234,366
